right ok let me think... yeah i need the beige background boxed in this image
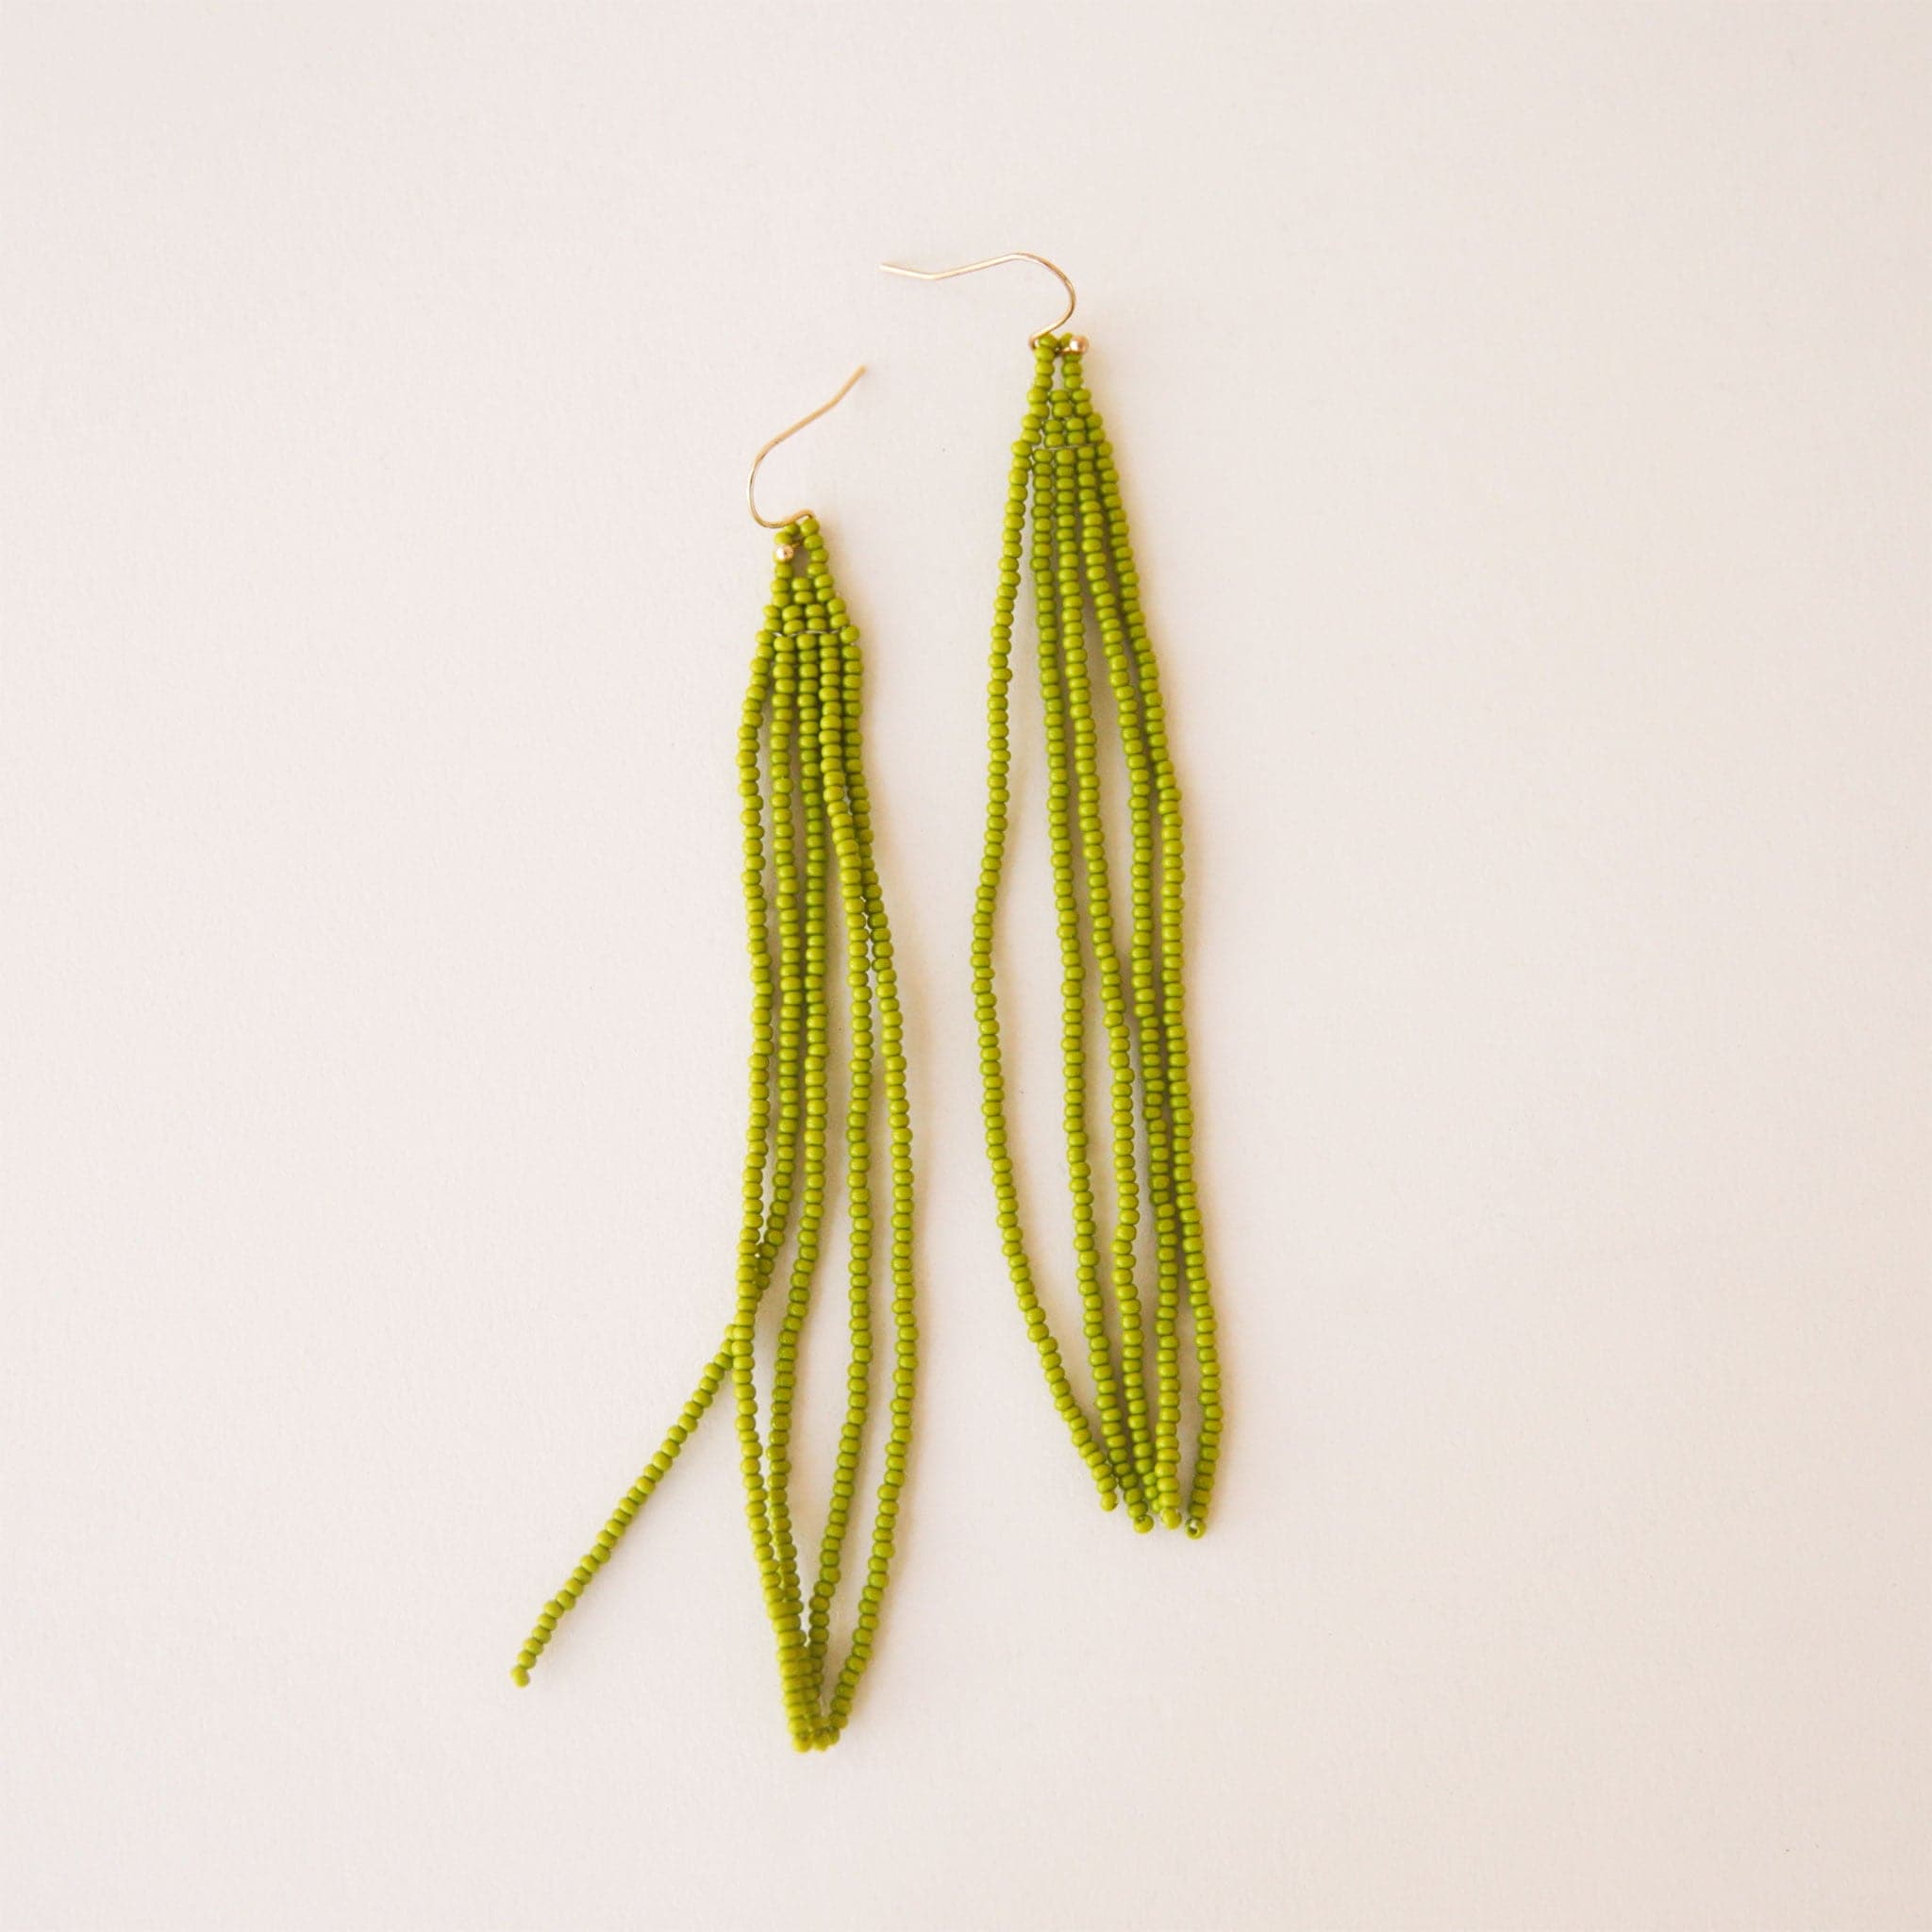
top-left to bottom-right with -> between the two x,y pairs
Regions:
3,4 -> 1928,1929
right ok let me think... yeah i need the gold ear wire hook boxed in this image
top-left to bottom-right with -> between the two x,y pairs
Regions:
747,365 -> 866,535
877,253 -> 1081,348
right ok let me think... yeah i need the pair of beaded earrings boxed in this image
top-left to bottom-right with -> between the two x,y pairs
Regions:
513,253 -> 1224,1750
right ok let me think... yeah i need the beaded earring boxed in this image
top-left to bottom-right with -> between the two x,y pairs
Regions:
513,369 -> 917,1752
882,255 -> 1223,1537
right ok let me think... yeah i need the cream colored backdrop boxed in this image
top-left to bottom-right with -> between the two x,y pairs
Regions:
4,4 -> 1927,1929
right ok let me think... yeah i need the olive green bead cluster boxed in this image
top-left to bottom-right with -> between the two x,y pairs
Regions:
514,517 -> 917,1751
974,334 -> 1223,1536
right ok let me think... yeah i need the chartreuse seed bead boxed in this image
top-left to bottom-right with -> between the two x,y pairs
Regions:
1052,415 -> 1152,1524
761,631 -> 813,1627
513,524 -> 915,1748
1074,432 -> 1179,1524
972,349 -> 1115,1506
971,333 -> 1224,1538
1070,347 -> 1223,1531
1032,438 -> 1131,1498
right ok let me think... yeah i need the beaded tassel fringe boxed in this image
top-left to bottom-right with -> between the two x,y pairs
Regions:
974,335 -> 1223,1536
513,517 -> 916,1750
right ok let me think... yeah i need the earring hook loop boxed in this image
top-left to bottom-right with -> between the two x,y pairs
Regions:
747,365 -> 866,531
877,252 -> 1079,346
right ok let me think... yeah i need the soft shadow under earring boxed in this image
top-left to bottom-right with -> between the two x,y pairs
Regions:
513,369 -> 918,1753
882,253 -> 1224,1538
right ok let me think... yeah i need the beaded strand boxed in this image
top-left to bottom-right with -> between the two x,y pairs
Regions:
973,339 -> 1121,1509
513,518 -> 916,1748
975,334 -> 1223,1536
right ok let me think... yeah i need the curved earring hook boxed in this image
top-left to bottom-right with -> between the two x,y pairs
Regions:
877,253 -> 1079,346
747,365 -> 866,532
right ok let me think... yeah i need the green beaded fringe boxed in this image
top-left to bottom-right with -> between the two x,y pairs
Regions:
974,334 -> 1223,1536
514,517 -> 917,1751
